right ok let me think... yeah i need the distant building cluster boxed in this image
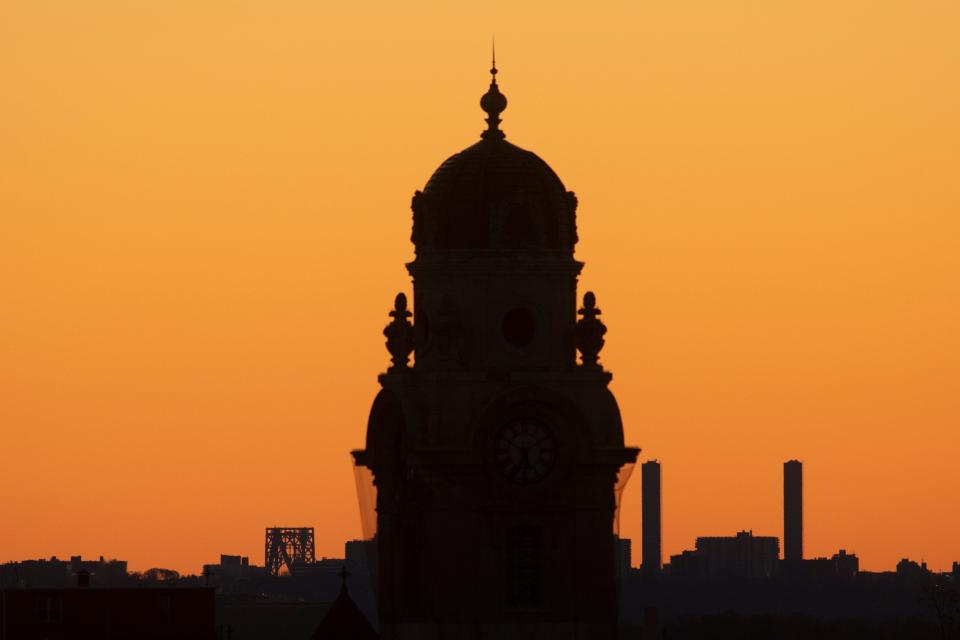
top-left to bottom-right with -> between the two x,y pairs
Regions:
614,458 -> 960,634
2,461 -> 958,638
0,537 -> 378,640
630,459 -> 863,581
0,555 -> 130,588
667,531 -> 780,580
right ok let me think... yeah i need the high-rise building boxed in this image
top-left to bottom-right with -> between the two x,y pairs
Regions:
784,460 -> 803,562
352,62 -> 639,639
694,531 -> 780,579
641,460 -> 662,575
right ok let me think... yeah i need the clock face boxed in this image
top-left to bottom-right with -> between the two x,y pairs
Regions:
495,420 -> 557,484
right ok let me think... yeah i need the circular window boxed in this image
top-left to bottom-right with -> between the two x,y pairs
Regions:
501,308 -> 536,348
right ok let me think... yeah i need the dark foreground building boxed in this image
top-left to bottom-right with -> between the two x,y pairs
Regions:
308,570 -> 378,640
215,570 -> 377,640
353,62 -> 638,638
0,585 -> 214,639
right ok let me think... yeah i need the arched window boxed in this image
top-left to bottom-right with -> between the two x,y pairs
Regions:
506,525 -> 543,607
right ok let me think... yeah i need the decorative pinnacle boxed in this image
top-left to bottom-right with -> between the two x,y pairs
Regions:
575,291 -> 607,370
480,42 -> 507,140
384,293 -> 414,371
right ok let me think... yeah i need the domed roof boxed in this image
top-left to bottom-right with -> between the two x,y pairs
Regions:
411,64 -> 578,254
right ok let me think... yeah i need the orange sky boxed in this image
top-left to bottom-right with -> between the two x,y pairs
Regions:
1,1 -> 958,574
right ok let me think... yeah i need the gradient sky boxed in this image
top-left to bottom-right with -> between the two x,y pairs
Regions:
1,1 -> 958,574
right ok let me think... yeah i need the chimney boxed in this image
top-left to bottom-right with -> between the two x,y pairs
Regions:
784,460 -> 803,562
641,460 -> 662,576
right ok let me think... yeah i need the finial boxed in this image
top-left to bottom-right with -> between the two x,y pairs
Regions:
337,566 -> 350,593
384,293 -> 414,371
480,44 -> 507,140
575,291 -> 607,370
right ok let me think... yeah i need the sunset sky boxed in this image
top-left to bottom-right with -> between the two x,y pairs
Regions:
1,1 -> 958,574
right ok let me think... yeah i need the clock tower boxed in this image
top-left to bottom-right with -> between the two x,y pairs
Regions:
353,61 -> 638,640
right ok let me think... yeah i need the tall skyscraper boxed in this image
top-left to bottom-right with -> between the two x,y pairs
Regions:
641,460 -> 662,575
784,459 -> 803,562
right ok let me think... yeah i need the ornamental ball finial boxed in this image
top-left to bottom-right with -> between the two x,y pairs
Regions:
384,292 -> 414,371
583,291 -> 596,309
480,51 -> 507,140
575,291 -> 606,370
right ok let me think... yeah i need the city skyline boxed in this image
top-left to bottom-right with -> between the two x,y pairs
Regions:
2,1 -> 959,575
0,455 -> 944,576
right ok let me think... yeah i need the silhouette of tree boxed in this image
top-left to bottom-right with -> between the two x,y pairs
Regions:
137,567 -> 181,582
921,578 -> 960,640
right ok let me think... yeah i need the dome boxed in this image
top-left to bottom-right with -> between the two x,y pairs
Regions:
410,66 -> 578,254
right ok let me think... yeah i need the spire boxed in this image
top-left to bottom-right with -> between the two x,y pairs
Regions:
480,43 -> 507,140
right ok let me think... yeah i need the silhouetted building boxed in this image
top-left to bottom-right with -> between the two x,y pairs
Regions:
666,549 -> 705,580
641,460 -> 662,576
201,553 -> 271,591
697,531 -> 779,579
896,558 -> 932,579
265,527 -> 316,576
832,549 -> 859,577
308,569 -> 378,640
210,562 -> 377,639
344,540 -> 377,625
784,459 -> 803,562
289,556 -> 351,581
668,531 -> 779,580
202,554 -> 251,584
352,60 -> 638,639
0,584 -> 214,639
615,536 -> 633,582
0,555 -> 129,588
344,540 -> 373,580
199,543 -> 375,628
793,549 -> 860,580
216,602 -> 331,640
0,558 -> 70,588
